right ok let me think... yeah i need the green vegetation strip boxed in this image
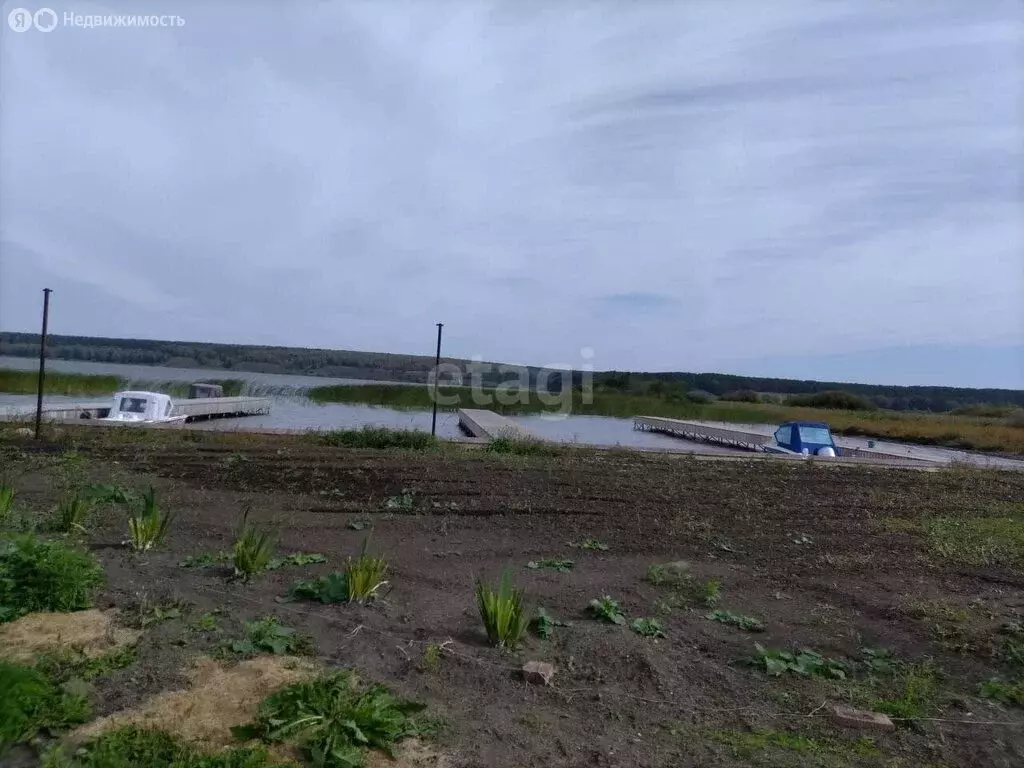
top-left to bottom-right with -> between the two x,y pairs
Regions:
0,368 -> 244,398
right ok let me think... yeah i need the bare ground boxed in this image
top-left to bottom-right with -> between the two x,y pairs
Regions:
3,428 -> 1024,768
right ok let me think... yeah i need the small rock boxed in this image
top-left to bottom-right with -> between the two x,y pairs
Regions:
522,661 -> 555,686
831,705 -> 895,731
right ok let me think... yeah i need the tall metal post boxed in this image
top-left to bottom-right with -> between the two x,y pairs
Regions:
431,322 -> 444,436
34,288 -> 53,439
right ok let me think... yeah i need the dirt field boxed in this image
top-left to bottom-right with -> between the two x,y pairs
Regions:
3,428 -> 1024,767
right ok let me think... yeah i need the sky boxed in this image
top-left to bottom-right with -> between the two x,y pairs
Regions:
0,0 -> 1021,389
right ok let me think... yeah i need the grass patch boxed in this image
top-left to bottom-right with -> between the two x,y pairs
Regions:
872,660 -> 942,721
0,659 -> 91,752
587,596 -> 626,626
978,678 -> 1024,707
485,433 -> 560,457
0,535 -> 104,622
704,727 -> 879,765
923,516 -> 1024,567
126,487 -> 172,552
526,558 -> 574,573
706,610 -> 765,632
476,570 -> 530,650
46,725 -> 297,767
233,670 -> 432,768
314,426 -> 438,451
226,616 -> 313,657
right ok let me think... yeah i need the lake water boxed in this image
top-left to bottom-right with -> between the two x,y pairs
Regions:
0,356 -> 735,450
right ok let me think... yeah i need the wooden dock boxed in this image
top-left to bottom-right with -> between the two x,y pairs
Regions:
633,416 -> 771,450
633,415 -> 947,465
0,397 -> 271,424
458,409 -> 535,440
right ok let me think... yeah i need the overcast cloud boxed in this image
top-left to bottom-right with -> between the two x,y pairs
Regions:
1,0 -> 1021,387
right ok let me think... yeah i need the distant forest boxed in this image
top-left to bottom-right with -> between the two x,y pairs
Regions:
1,331 -> 1021,412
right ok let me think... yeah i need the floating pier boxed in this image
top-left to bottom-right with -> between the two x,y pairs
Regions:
0,396 -> 271,424
633,415 -> 948,466
458,409 -> 535,440
633,416 -> 771,451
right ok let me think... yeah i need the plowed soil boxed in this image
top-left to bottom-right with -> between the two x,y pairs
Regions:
3,428 -> 1024,768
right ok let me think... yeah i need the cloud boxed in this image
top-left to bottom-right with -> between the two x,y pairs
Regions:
0,0 -> 1020,386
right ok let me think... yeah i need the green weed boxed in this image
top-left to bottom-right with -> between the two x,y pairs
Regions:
531,607 -> 570,640
630,618 -> 666,638
35,645 -> 138,683
267,553 -> 327,570
587,596 -> 626,626
82,483 -> 137,506
699,579 -> 722,608
0,660 -> 90,752
283,573 -> 349,605
228,616 -> 313,657
706,610 -> 764,632
180,551 -> 231,568
0,482 -> 14,521
0,535 -> 104,622
421,643 -> 443,673
189,613 -> 219,633
645,561 -> 689,586
749,644 -> 848,680
233,670 -> 431,768
526,558 -> 574,573
140,602 -> 183,628
347,518 -> 370,531
126,487 -> 172,552
573,538 -> 609,551
382,489 -> 416,511
476,571 -> 530,650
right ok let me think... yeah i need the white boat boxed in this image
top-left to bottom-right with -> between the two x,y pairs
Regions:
98,391 -> 188,425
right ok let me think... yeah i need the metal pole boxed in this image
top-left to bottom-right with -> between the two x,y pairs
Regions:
431,322 -> 444,436
34,288 -> 53,439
